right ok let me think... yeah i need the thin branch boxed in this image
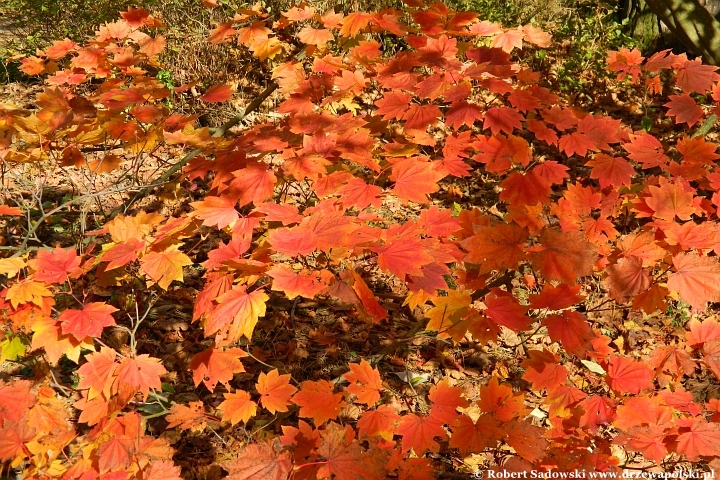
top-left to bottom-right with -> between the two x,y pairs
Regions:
112,81 -> 279,217
11,182 -> 165,257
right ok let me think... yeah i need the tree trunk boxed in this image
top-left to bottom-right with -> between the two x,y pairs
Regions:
644,0 -> 720,65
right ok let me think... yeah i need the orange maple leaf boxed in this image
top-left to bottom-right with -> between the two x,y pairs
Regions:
256,369 -> 297,414
221,439 -> 293,480
205,286 -> 268,345
292,380 -> 345,425
605,355 -> 653,395
6,279 -> 52,309
343,359 -> 383,406
139,245 -> 192,290
357,405 -> 400,441
188,347 -> 246,392
219,390 -> 257,425
166,401 -> 207,431
450,414 -> 504,456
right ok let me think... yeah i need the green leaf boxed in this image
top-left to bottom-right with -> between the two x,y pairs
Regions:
641,117 -> 652,133
0,335 -> 27,363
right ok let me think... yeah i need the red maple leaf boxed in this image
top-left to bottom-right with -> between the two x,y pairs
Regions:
528,283 -> 584,310
484,290 -> 533,331
33,247 -> 81,284
461,222 -> 528,274
529,229 -> 597,284
316,423 -> 388,480
645,178 -> 698,221
59,302 -> 118,340
428,379 -> 468,424
676,419 -> 720,461
445,101 -> 483,129
449,414 -> 504,455
521,349 -> 568,391
687,317 -> 720,347
605,355 -> 653,395
586,153 -> 635,188
229,163 -> 277,207
267,266 -> 333,300
374,237 -> 433,278
0,380 -> 36,424
478,377 -> 527,421
389,157 -> 442,204
615,425 -> 668,462
667,252 -> 720,310
542,311 -> 594,357
483,107 -> 522,135
112,354 -> 168,402
675,58 -> 720,94
205,286 -> 268,344
623,133 -> 670,169
649,346 -> 697,380
350,271 -> 388,323
97,435 -> 134,473
396,413 -> 447,453
401,104 -> 442,129
505,419 -> 549,463
499,170 -> 552,205
102,237 -> 145,270
77,347 -> 118,400
559,131 -> 596,157
191,195 -> 240,229
374,91 -> 412,121
676,135 -> 720,165
267,226 -> 317,257
0,420 -> 34,463
200,83 -> 234,103
664,93 -> 704,126
336,178 -> 383,210
578,395 -> 616,432
605,256 -> 651,304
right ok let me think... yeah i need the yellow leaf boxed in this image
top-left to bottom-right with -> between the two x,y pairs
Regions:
73,128 -> 107,144
0,257 -> 27,277
403,290 -> 432,311
6,279 -> 53,309
425,290 -> 472,333
249,36 -> 283,60
13,115 -> 54,136
330,97 -> 361,114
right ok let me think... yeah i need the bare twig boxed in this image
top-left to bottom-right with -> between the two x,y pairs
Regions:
112,81 -> 279,217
